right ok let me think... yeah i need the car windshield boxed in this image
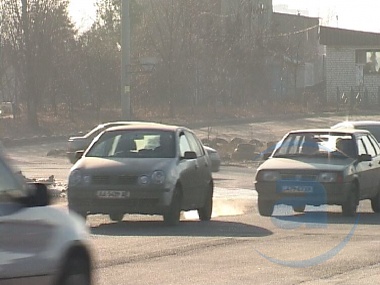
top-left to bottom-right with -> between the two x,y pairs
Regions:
86,129 -> 176,158
273,132 -> 356,158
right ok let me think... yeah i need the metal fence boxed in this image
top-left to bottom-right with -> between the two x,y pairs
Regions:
335,86 -> 380,112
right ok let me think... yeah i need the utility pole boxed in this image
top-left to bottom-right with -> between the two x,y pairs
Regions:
121,0 -> 131,119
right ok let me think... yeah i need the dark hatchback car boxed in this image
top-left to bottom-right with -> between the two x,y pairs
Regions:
67,124 -> 214,226
255,128 -> 380,217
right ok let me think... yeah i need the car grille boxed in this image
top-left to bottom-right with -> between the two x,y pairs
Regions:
92,175 -> 138,185
281,173 -> 318,181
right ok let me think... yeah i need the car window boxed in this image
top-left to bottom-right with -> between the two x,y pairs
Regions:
274,132 -> 356,157
86,130 -> 175,158
360,135 -> 377,157
368,134 -> 380,154
179,133 -> 192,157
185,131 -> 204,157
360,125 -> 380,142
357,137 -> 367,156
276,134 -> 303,155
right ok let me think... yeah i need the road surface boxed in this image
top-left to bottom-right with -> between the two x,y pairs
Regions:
4,115 -> 380,284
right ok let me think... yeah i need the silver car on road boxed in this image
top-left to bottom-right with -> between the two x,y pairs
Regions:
67,123 -> 214,226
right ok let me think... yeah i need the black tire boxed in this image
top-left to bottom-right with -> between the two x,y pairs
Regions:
292,204 -> 306,213
371,191 -> 380,213
59,256 -> 91,285
163,188 -> 182,226
342,185 -> 358,217
109,213 -> 124,222
198,185 -> 213,221
258,196 -> 274,217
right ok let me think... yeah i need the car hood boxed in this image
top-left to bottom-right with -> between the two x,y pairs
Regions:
74,157 -> 175,175
259,157 -> 351,172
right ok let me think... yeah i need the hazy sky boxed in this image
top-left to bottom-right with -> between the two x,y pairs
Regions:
69,0 -> 380,33
273,0 -> 380,32
68,0 -> 97,32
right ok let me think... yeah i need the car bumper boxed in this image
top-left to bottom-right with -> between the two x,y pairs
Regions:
255,181 -> 352,206
68,185 -> 173,215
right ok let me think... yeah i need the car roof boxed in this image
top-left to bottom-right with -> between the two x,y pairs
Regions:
288,128 -> 371,135
99,121 -> 159,128
104,123 -> 187,133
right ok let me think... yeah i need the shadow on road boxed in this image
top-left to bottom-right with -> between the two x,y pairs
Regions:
271,211 -> 380,226
91,219 -> 272,238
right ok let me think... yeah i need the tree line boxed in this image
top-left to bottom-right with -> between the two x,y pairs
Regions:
0,0 -> 283,128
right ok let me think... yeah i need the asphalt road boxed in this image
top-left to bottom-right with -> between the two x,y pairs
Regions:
5,115 -> 380,284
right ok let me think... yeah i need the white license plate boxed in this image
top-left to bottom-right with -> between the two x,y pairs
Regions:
281,185 -> 313,193
96,190 -> 130,199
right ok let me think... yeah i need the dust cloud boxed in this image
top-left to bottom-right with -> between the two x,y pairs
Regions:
183,198 -> 253,220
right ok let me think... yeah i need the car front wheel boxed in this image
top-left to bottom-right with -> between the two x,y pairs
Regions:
198,185 -> 213,221
59,255 -> 91,285
258,196 -> 274,217
342,185 -> 358,216
163,188 -> 182,226
292,204 -> 306,213
109,213 -> 124,222
370,190 -> 380,213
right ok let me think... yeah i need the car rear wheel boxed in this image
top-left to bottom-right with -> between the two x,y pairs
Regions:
258,196 -> 274,217
342,185 -> 358,216
109,213 -> 124,222
370,191 -> 380,213
198,185 -> 213,221
163,188 -> 182,226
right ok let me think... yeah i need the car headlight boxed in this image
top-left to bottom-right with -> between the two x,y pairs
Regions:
152,170 -> 165,184
256,170 -> 281,182
317,172 -> 341,183
68,169 -> 82,186
138,175 -> 150,185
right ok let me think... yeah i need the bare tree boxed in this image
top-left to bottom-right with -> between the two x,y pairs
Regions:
1,0 -> 76,128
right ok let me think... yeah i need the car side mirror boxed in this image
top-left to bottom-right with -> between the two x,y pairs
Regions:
75,150 -> 85,160
25,183 -> 50,207
358,153 -> 372,162
183,151 -> 197,159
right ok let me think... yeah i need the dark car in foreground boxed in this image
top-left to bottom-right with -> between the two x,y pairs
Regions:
0,153 -> 92,284
67,121 -> 221,172
67,123 -> 214,226
255,128 -> 380,217
331,120 -> 380,142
